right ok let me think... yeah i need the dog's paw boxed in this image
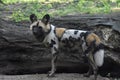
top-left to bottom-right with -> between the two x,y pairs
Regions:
47,73 -> 55,77
47,71 -> 55,77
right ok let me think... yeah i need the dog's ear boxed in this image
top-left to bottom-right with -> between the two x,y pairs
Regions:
30,14 -> 37,23
41,14 -> 50,25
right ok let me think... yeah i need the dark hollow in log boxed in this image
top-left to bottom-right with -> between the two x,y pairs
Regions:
0,13 -> 120,78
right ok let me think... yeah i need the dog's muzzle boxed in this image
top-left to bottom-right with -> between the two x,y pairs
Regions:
32,26 -> 45,42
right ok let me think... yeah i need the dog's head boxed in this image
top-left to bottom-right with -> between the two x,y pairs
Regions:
29,14 -> 51,42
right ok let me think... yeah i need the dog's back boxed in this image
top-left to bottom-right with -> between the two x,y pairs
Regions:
55,29 -> 87,51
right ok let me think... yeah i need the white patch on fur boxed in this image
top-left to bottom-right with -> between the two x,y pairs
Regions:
94,49 -> 104,67
61,29 -> 86,40
43,25 -> 56,43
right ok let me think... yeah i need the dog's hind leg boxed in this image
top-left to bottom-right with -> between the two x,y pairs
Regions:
48,45 -> 58,77
84,52 -> 98,80
89,53 -> 98,80
83,41 -> 98,80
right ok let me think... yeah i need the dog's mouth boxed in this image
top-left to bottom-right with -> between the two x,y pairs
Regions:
32,26 -> 45,42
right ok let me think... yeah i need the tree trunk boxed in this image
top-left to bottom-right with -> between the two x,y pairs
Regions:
0,14 -> 120,77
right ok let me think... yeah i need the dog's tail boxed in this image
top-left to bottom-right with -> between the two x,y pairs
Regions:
94,48 -> 104,67
92,42 -> 104,67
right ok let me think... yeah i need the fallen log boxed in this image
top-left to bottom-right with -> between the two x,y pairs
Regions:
0,14 -> 120,78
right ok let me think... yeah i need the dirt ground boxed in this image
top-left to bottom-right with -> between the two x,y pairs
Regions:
0,73 -> 111,80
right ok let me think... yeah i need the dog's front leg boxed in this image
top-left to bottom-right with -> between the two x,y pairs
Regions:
48,45 -> 58,77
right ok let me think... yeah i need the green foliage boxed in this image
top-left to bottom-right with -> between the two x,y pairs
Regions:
10,0 -> 75,22
76,0 -> 111,14
2,0 -> 73,4
1,0 -> 120,22
12,2 -> 47,22
117,0 -> 120,7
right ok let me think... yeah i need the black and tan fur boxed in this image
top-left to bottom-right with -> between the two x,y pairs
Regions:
29,14 -> 104,80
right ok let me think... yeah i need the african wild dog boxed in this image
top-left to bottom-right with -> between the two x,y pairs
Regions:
29,14 -> 104,80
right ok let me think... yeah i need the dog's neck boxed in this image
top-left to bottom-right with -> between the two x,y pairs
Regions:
43,24 -> 56,43
44,24 -> 56,38
45,26 -> 51,35
49,24 -> 55,33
